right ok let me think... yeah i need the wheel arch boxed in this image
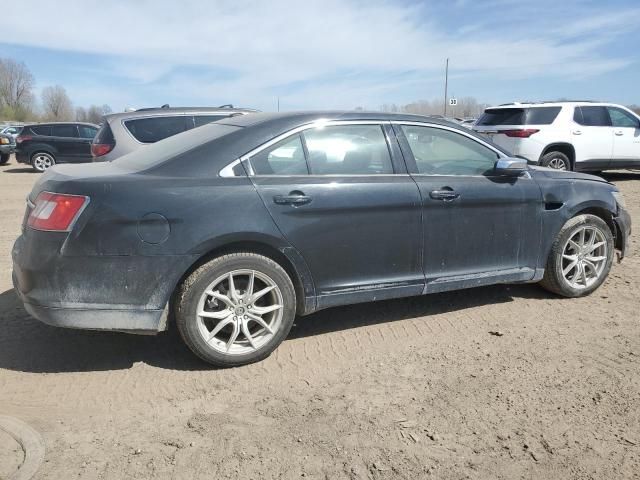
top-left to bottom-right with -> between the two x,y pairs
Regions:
540,143 -> 575,168
29,146 -> 58,160
571,204 -> 622,251
165,234 -> 316,328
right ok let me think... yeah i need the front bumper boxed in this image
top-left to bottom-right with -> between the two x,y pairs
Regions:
614,206 -> 631,260
12,232 -> 197,333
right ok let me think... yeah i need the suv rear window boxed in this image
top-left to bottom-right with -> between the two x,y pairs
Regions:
124,116 -> 189,143
477,107 -> 561,126
29,125 -> 52,136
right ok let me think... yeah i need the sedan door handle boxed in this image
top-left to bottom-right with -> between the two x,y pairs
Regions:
273,192 -> 312,206
615,130 -> 624,136
429,189 -> 460,201
572,130 -> 582,135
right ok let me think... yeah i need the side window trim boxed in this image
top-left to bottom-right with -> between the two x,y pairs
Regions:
391,121 -> 505,176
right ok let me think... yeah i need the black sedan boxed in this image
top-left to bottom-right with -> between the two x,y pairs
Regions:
12,112 -> 631,367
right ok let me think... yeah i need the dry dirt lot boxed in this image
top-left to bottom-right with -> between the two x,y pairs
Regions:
0,158 -> 638,480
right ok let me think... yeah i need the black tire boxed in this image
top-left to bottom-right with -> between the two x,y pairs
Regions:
0,153 -> 9,165
539,214 -> 614,297
30,152 -> 56,172
175,252 -> 296,367
540,151 -> 571,171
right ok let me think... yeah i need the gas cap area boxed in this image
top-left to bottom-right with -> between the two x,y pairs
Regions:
137,213 -> 170,244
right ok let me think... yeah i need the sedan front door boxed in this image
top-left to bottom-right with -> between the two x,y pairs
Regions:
395,123 -> 542,293
247,122 -> 424,309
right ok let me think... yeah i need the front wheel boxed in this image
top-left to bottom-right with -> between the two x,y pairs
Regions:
539,214 -> 614,297
175,253 -> 296,367
31,152 -> 56,172
0,153 -> 9,165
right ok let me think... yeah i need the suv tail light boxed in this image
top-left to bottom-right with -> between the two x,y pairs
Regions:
91,143 -> 114,157
27,192 -> 89,232
502,129 -> 540,138
16,135 -> 32,144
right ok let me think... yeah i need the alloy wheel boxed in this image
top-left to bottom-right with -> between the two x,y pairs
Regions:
561,226 -> 608,289
32,153 -> 54,172
195,269 -> 284,355
547,157 -> 568,170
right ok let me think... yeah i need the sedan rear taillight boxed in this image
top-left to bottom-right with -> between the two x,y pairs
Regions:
502,129 -> 540,138
27,192 -> 89,232
91,143 -> 114,157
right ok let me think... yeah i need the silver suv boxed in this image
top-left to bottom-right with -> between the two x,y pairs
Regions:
92,105 -> 258,162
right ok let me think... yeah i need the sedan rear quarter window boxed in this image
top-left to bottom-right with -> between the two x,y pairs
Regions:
250,135 -> 308,175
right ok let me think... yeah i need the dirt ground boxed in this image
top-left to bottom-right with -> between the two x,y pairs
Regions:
0,158 -> 638,480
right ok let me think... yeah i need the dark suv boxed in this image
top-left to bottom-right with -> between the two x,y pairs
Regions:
15,122 -> 99,172
91,105 -> 257,162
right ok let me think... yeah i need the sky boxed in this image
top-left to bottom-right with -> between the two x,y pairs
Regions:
1,0 -> 639,112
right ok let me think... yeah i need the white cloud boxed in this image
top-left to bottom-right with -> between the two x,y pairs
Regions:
3,0 -> 638,109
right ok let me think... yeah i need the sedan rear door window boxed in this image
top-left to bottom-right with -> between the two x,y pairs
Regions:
402,125 -> 498,176
303,125 -> 393,175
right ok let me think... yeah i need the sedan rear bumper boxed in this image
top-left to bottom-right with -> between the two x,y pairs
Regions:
12,232 -> 197,334
19,293 -> 164,334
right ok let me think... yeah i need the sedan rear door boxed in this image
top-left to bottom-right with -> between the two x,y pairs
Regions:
246,121 -> 424,309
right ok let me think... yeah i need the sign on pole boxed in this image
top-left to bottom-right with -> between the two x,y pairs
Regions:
449,98 -> 458,106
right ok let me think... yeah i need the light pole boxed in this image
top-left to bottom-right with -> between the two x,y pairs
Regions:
443,58 -> 449,117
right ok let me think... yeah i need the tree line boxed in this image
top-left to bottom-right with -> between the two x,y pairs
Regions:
0,57 -> 111,123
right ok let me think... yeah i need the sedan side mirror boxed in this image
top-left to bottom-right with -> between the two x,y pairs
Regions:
495,157 -> 528,176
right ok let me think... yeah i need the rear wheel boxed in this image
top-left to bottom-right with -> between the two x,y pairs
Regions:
540,151 -> 571,171
31,152 -> 56,172
0,153 -> 9,165
175,253 -> 296,367
539,214 -> 614,297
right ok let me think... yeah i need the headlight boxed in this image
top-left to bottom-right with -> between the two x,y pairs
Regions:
0,137 -> 9,145
612,191 -> 626,208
